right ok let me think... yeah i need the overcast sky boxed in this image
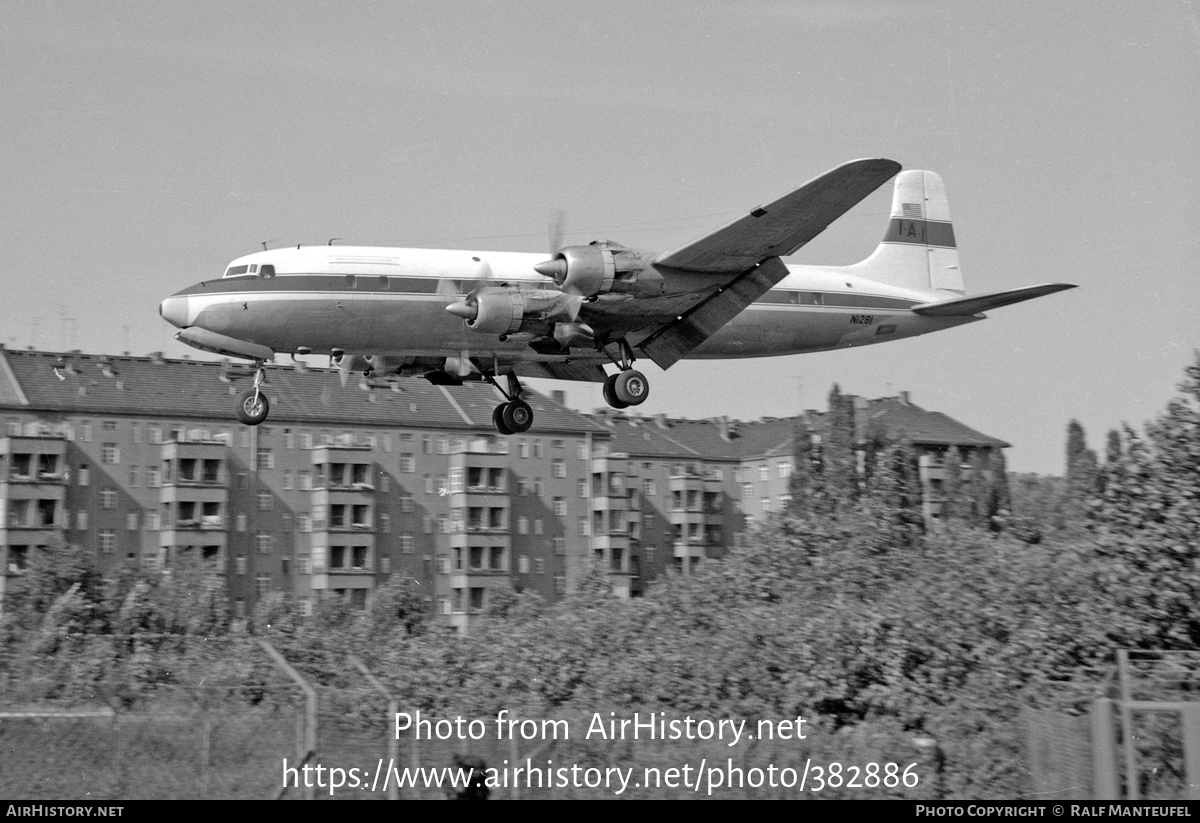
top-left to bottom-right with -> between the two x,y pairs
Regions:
2,1 -> 1197,473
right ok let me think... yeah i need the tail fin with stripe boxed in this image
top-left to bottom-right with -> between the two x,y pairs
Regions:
847,170 -> 964,294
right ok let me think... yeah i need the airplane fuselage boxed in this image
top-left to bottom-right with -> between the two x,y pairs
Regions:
160,245 -> 977,366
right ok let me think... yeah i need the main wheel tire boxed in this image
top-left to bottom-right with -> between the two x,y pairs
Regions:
613,369 -> 649,406
235,389 -> 270,425
602,374 -> 630,409
502,399 -> 533,433
492,403 -> 514,435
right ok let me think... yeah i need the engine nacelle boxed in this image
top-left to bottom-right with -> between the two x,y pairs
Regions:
541,245 -> 615,296
466,288 -> 524,335
462,287 -> 583,336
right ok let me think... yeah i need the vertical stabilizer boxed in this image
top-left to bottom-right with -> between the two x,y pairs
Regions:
847,170 -> 964,294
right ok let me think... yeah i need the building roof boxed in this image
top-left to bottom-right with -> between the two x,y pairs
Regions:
0,347 -> 1009,453
862,396 -> 1011,449
0,347 -> 607,436
590,411 -> 798,462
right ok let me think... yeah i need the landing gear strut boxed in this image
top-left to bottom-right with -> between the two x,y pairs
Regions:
235,364 -> 270,425
601,339 -> 649,409
486,372 -> 532,435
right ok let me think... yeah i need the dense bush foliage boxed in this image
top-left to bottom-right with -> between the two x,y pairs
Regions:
4,354 -> 1199,798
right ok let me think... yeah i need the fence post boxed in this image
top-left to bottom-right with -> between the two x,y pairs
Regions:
348,655 -> 401,801
260,640 -> 317,800
1117,649 -> 1137,800
1090,699 -> 1119,800
1183,705 -> 1200,801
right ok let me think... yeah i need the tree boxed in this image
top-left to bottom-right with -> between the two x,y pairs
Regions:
1092,353 -> 1200,647
1063,419 -> 1099,528
823,384 -> 859,510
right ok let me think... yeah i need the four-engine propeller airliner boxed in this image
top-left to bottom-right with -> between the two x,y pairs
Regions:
159,159 -> 1074,435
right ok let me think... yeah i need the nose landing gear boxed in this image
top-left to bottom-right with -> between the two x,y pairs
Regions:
487,372 -> 533,435
235,364 -> 270,425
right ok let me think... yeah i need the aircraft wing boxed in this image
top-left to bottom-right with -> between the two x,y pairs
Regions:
637,257 -> 790,369
911,283 -> 1077,317
652,158 -> 901,273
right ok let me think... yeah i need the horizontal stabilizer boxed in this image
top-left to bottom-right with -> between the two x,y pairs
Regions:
911,283 -> 1076,317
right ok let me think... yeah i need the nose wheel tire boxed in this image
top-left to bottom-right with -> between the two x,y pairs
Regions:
235,389 -> 270,425
501,399 -> 533,433
614,371 -> 652,407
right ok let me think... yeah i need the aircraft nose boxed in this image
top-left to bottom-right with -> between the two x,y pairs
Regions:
159,295 -> 190,328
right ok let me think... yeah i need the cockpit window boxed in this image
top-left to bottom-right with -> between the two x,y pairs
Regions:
260,264 -> 275,278
224,265 -> 249,277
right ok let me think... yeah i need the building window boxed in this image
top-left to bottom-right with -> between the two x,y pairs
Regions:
777,461 -> 792,479
400,495 -> 414,513
100,443 -> 119,464
98,529 -> 115,553
643,479 -> 656,496
399,455 -> 415,473
552,498 -> 566,516
759,465 -> 769,481
236,514 -> 247,532
438,437 -> 449,455
257,533 -> 272,553
299,471 -> 312,491
256,575 -> 270,595
533,440 -> 544,459
578,516 -> 589,536
256,449 -> 273,470
400,534 -> 414,553
283,471 -> 293,490
552,460 -> 566,478
534,478 -> 543,496
100,489 -> 117,509
129,466 -> 139,487
235,556 -> 247,575
534,518 -> 543,536
519,555 -> 530,574
517,516 -> 528,535
761,497 -> 771,513
77,466 -> 90,486
299,514 -> 312,533
257,493 -> 272,512
553,537 -> 565,555
284,429 -> 294,449
299,432 -> 313,449
577,442 -> 588,460
519,441 -> 529,459
646,546 -> 657,565
126,513 -> 138,531
554,574 -> 565,593
146,512 -> 160,531
79,423 -> 92,443
146,467 -> 160,488
577,479 -> 588,498
76,511 -> 88,530
535,558 -> 546,575
380,512 -> 391,533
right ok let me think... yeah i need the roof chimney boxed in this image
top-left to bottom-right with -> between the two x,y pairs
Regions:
899,391 -> 910,405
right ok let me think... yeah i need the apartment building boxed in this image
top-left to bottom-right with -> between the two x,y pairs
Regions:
0,347 -> 1010,625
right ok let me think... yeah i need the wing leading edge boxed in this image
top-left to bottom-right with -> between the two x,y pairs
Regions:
652,158 -> 902,273
634,158 -> 901,369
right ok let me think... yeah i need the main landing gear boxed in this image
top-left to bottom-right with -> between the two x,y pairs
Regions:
235,364 -> 270,425
487,372 -> 533,436
601,339 -> 649,410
